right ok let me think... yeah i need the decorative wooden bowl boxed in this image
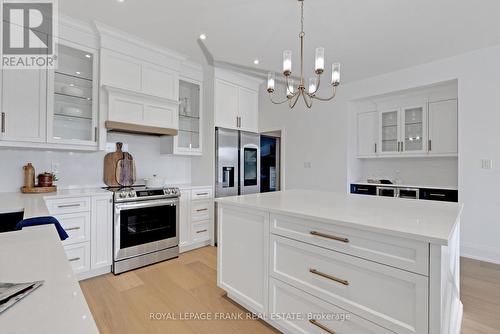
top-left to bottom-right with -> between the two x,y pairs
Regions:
21,186 -> 57,194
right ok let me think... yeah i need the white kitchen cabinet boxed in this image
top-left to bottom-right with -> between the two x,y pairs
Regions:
377,104 -> 428,156
217,205 -> 269,315
428,99 -> 458,156
179,186 -> 213,253
215,79 -> 239,129
357,111 -> 378,157
214,68 -> 261,133
161,78 -> 203,155
47,41 -> 99,147
90,195 -> 113,270
402,105 -> 427,154
238,87 -> 259,132
0,68 -> 47,143
379,109 -> 400,155
101,49 -> 179,100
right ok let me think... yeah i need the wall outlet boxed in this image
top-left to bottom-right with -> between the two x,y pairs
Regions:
481,159 -> 493,170
304,162 -> 312,168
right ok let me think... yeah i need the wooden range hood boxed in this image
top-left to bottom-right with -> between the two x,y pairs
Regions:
105,121 -> 178,136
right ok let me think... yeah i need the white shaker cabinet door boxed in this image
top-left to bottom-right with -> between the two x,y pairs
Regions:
90,195 -> 113,270
428,99 -> 458,155
357,111 -> 378,157
1,69 -> 47,142
238,87 -> 258,133
217,205 -> 269,315
215,79 -> 239,129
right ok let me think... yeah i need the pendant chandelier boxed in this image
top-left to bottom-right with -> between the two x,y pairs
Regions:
266,0 -> 341,109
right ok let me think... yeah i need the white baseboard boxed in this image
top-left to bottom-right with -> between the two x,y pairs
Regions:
180,240 -> 211,253
77,266 -> 111,281
461,242 -> 500,265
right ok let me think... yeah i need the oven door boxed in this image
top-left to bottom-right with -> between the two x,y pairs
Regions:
114,198 -> 179,261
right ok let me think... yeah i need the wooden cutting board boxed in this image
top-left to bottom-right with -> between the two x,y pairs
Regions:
104,142 -> 126,187
115,152 -> 136,187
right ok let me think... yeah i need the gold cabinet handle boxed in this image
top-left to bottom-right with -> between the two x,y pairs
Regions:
68,257 -> 81,262
309,319 -> 337,334
196,208 -> 208,212
310,231 -> 349,243
310,268 -> 349,286
58,203 -> 81,208
196,192 -> 209,196
65,227 -> 81,231
196,229 -> 208,234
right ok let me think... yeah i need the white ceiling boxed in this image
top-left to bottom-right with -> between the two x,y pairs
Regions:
60,0 -> 500,83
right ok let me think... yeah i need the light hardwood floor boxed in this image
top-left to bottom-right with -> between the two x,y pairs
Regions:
80,247 -> 500,334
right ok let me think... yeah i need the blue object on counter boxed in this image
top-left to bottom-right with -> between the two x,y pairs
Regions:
15,216 -> 69,241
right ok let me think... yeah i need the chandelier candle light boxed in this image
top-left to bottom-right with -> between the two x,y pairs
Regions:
267,0 -> 341,109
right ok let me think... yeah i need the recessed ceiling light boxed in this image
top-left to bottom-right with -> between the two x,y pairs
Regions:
85,54 -> 91,58
253,59 -> 260,65
199,34 -> 207,40
116,0 -> 125,3
76,71 -> 81,75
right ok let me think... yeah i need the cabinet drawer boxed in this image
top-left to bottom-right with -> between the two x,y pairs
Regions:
419,188 -> 458,202
269,278 -> 395,334
64,242 -> 90,274
55,212 -> 90,246
191,200 -> 211,221
271,213 -> 429,275
191,188 -> 213,200
270,235 -> 428,334
45,197 -> 91,214
192,221 -> 210,243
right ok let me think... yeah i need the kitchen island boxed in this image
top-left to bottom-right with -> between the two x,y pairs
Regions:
0,225 -> 99,334
216,190 -> 463,334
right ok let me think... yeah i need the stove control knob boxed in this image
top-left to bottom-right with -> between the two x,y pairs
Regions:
119,192 -> 126,198
164,188 -> 171,195
127,191 -> 135,198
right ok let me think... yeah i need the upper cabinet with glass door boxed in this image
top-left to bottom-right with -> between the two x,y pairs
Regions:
402,105 -> 427,153
47,42 -> 98,147
379,110 -> 399,154
161,78 -> 203,155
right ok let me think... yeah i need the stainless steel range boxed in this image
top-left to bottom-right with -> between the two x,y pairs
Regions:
109,186 -> 180,274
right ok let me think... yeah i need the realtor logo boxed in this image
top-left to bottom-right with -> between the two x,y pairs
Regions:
2,0 -> 58,69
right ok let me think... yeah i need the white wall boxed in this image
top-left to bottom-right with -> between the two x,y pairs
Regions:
357,157 -> 458,187
0,133 -> 192,192
260,45 -> 500,264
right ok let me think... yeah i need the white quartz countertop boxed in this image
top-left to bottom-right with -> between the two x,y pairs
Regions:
0,188 -> 111,219
351,181 -> 458,191
0,225 -> 99,334
216,189 -> 462,245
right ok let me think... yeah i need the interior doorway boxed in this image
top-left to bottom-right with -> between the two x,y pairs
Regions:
260,130 -> 282,193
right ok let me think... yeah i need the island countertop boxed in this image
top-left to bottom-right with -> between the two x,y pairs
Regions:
216,189 -> 462,245
0,225 -> 98,334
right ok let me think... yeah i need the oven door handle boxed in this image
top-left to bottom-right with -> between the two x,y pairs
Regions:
115,199 -> 178,211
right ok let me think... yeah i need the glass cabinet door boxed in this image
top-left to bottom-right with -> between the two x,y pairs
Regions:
49,43 -> 97,145
380,110 -> 399,153
402,106 -> 425,152
177,79 -> 202,154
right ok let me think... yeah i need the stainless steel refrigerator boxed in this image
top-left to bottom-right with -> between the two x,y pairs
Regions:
215,127 -> 260,197
215,128 -> 260,244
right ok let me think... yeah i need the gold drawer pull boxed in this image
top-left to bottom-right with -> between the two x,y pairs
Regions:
196,192 -> 209,196
196,229 -> 208,234
65,227 -> 81,231
309,319 -> 337,334
310,231 -> 349,243
310,268 -> 349,286
196,208 -> 208,212
68,257 -> 81,262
